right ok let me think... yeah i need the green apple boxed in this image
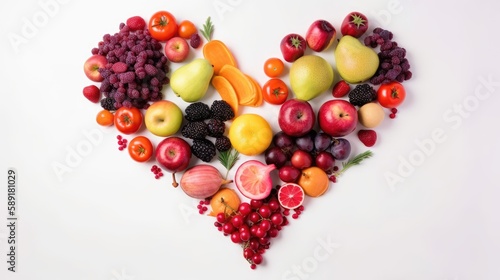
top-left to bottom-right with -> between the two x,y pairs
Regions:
145,100 -> 183,137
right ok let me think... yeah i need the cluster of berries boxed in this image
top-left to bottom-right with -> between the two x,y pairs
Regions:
181,100 -> 235,162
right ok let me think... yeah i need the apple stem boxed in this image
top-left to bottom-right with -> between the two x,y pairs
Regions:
172,172 -> 179,188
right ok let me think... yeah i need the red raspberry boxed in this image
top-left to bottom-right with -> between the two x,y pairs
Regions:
82,85 -> 100,103
332,80 -> 350,98
126,16 -> 146,31
357,129 -> 377,147
190,33 -> 202,48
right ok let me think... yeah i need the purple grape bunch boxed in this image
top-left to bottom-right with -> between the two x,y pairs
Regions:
92,22 -> 170,110
364,27 -> 412,85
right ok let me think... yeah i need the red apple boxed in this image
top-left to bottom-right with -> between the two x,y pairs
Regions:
164,37 -> 190,63
83,54 -> 107,82
318,99 -> 358,137
305,20 -> 336,52
280,33 -> 306,62
291,149 -> 313,170
278,99 -> 315,137
155,136 -> 192,187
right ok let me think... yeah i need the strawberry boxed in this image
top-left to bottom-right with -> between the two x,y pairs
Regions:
357,129 -> 377,147
332,80 -> 350,98
126,16 -> 146,31
83,85 -> 101,103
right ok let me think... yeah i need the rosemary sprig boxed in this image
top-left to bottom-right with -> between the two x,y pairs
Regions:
200,16 -> 214,42
218,148 -> 240,179
334,150 -> 373,177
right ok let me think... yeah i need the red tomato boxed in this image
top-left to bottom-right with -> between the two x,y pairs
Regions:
263,57 -> 285,77
114,106 -> 143,134
377,81 -> 406,108
262,79 -> 289,105
128,136 -> 154,162
148,11 -> 177,42
178,20 -> 197,39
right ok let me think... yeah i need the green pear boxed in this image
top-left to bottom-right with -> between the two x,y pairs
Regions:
335,35 -> 379,84
289,55 -> 334,101
170,58 -> 214,102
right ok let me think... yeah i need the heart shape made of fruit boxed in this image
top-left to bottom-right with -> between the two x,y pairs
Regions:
83,12 -> 412,269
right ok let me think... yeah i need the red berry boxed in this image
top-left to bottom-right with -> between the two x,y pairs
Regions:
357,129 -> 377,147
391,108 -> 398,113
83,85 -> 101,103
389,113 -> 396,119
332,80 -> 351,98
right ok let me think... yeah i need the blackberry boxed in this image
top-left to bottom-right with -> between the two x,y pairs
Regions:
211,100 -> 234,121
191,138 -> 216,162
206,118 -> 225,137
215,136 -> 232,152
348,84 -> 376,107
181,121 -> 208,139
185,102 -> 212,122
100,97 -> 116,111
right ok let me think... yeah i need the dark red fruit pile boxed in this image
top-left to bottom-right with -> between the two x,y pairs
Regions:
92,22 -> 170,110
364,27 -> 412,85
213,186 -> 299,269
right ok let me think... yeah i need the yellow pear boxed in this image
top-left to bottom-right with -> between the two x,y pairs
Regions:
335,35 -> 379,84
289,55 -> 334,101
170,58 -> 214,102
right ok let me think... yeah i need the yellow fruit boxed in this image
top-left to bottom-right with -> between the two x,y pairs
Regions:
289,55 -> 334,101
228,114 -> 273,156
335,35 -> 379,84
358,102 -> 385,128
298,167 -> 329,197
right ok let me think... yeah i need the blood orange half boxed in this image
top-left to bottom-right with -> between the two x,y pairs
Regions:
278,183 -> 305,210
234,160 -> 276,199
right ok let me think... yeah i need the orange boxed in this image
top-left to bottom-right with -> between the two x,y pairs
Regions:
96,109 -> 114,126
228,114 -> 273,156
209,188 -> 241,216
297,167 -> 329,197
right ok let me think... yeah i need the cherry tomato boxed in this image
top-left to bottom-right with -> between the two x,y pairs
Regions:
128,136 -> 154,162
377,81 -> 406,108
262,78 -> 289,105
114,106 -> 143,134
178,20 -> 197,39
263,57 -> 285,77
148,11 -> 177,42
96,109 -> 114,126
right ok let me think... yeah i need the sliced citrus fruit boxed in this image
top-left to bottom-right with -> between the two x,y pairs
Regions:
278,183 -> 305,209
234,160 -> 275,200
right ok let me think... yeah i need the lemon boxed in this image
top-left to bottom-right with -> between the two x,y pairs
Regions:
289,55 -> 334,101
228,114 -> 273,156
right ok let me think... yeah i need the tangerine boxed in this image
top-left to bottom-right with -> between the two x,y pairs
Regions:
297,167 -> 329,197
209,188 -> 241,217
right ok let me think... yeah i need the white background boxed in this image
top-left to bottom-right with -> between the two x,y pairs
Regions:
1,0 -> 500,279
